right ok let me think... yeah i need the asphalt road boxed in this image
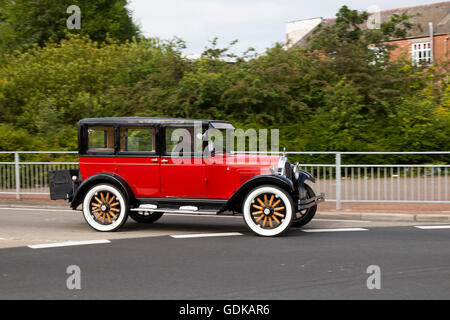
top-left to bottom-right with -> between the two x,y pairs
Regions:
0,207 -> 449,300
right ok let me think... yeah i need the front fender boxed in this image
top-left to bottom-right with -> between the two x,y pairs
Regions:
222,174 -> 295,213
70,173 -> 136,209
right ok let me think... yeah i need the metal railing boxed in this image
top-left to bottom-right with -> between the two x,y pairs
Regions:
0,151 -> 78,199
285,151 -> 450,209
0,151 -> 448,209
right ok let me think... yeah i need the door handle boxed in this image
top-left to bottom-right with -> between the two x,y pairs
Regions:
151,158 -> 158,162
161,159 -> 169,163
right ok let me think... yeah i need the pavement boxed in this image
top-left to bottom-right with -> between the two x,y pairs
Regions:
1,222 -> 449,299
0,202 -> 449,299
0,202 -> 449,249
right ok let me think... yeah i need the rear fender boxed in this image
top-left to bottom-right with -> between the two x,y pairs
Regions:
70,173 -> 136,209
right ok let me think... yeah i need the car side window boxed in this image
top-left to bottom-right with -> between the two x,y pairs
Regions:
120,127 -> 155,153
87,126 -> 114,152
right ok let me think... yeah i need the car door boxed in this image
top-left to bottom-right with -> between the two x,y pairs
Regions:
160,125 -> 207,198
114,125 -> 161,197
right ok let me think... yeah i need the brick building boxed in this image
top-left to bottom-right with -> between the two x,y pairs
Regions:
286,1 -> 450,65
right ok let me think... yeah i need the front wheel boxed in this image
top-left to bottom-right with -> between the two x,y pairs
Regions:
82,184 -> 129,232
242,185 -> 294,237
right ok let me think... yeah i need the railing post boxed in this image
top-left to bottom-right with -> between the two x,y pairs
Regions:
14,152 -> 21,200
335,152 -> 341,210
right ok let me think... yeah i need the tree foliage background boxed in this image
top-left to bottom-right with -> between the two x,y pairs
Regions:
0,2 -> 448,163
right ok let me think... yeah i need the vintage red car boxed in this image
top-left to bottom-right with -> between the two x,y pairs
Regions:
49,117 -> 324,236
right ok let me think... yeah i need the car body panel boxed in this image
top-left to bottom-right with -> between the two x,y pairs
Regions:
79,156 -> 161,197
160,157 -> 208,198
205,154 -> 279,199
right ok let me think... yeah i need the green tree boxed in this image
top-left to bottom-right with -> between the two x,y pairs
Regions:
0,5 -> 447,162
0,35 -> 184,150
0,0 -> 139,55
306,6 -> 419,116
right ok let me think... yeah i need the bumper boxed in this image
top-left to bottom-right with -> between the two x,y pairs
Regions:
298,193 -> 325,210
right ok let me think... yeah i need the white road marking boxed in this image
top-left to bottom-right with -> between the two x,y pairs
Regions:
414,225 -> 450,230
170,232 -> 243,239
0,237 -> 65,242
301,228 -> 368,233
28,239 -> 111,249
0,207 -> 75,212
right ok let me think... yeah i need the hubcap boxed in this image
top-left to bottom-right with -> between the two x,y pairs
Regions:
90,191 -> 121,225
251,193 -> 285,229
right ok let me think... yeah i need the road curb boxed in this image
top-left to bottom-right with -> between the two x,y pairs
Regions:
317,212 -> 450,223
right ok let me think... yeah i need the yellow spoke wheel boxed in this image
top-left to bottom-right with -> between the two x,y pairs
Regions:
250,193 -> 286,230
90,191 -> 121,226
82,184 -> 129,232
243,185 -> 294,237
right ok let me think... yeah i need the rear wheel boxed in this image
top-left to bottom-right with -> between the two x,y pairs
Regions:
129,211 -> 164,223
242,185 -> 294,237
82,184 -> 129,232
292,184 -> 317,228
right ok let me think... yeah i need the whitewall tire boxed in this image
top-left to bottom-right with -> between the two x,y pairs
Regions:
82,184 -> 129,232
243,185 -> 294,237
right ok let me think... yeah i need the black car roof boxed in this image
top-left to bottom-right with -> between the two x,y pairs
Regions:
78,117 -> 233,127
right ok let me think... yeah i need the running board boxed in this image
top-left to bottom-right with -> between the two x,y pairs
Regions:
130,205 -> 218,215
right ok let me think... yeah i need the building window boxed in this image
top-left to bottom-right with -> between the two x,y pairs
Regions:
412,42 -> 432,65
